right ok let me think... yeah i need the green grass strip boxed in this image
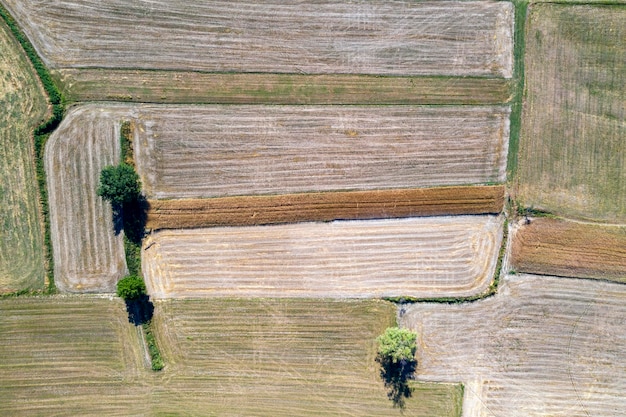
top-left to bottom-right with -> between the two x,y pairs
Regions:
0,4 -> 66,293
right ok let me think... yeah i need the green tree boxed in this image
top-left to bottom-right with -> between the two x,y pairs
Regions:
116,275 -> 146,300
97,163 -> 141,207
375,327 -> 418,408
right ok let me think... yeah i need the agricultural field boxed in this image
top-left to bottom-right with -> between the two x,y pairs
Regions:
146,185 -> 505,229
516,5 -> 626,222
510,217 -> 626,282
0,19 -> 47,293
4,0 -> 513,77
151,298 -> 463,416
0,296 -> 147,416
54,70 -> 513,105
131,105 -> 510,199
143,216 -> 504,299
45,105 -> 129,292
400,274 -> 626,417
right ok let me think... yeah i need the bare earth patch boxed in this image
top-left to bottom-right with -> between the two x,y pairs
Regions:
45,106 -> 130,292
400,274 -> 626,417
147,185 -> 505,229
5,0 -> 513,77
142,215 -> 504,299
510,217 -> 626,282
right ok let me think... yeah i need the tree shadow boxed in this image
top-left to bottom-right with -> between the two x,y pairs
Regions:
377,357 -> 417,409
124,294 -> 154,326
111,195 -> 148,244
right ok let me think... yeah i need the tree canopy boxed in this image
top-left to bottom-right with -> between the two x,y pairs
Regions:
376,326 -> 417,364
97,163 -> 141,207
116,275 -> 146,300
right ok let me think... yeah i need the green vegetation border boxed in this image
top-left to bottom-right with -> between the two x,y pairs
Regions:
0,4 -> 66,293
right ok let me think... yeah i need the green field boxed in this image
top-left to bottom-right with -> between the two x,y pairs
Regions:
516,4 -> 626,222
0,19 -> 47,292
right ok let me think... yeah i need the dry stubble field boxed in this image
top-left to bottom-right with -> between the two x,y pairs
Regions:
0,19 -> 47,293
516,5 -> 626,222
45,105 -> 130,292
143,216 -> 504,299
400,274 -> 626,417
4,0 -> 513,77
510,217 -> 626,282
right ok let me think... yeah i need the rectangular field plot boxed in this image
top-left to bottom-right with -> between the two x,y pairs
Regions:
143,215 -> 504,299
132,105 -> 510,199
5,0 -> 513,77
517,5 -> 626,222
0,20 -> 47,292
0,297 -> 147,416
45,106 -> 130,292
151,298 -> 463,416
511,218 -> 626,282
400,274 -> 626,416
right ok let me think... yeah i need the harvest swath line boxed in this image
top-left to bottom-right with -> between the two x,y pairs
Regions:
147,185 -> 505,229
4,0 -> 513,77
0,19 -> 47,292
55,69 -> 513,105
143,216 -> 504,299
400,274 -> 626,416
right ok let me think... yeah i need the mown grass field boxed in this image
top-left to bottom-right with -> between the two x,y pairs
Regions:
152,298 -> 463,416
516,5 -> 626,222
0,19 -> 47,293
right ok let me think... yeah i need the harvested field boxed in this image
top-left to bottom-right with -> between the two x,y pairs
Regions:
5,0 -> 513,77
131,105 -> 510,199
151,298 -> 463,416
147,185 -> 505,229
0,19 -> 47,292
517,5 -> 626,222
55,69 -> 513,105
45,106 -> 130,292
400,274 -> 626,417
510,217 -> 626,282
0,296 -> 147,416
143,215 -> 504,299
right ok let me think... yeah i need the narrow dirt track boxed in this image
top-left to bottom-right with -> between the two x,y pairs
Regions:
400,274 -> 626,417
510,217 -> 626,282
146,185 -> 505,229
142,215 -> 504,299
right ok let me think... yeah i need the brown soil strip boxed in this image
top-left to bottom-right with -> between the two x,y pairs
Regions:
56,70 -> 512,105
146,185 -> 504,229
511,217 -> 626,282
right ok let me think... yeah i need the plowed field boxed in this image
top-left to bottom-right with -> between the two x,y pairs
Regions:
0,19 -> 47,292
45,106 -> 129,292
147,185 -> 505,229
151,298 -> 463,416
131,105 -> 510,199
510,217 -> 626,282
517,5 -> 626,222
400,274 -> 626,417
55,70 -> 513,105
142,215 -> 504,299
4,0 -> 513,77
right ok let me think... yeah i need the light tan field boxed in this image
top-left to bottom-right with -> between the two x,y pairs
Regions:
400,274 -> 626,417
0,19 -> 47,293
151,298 -> 463,416
146,185 -> 505,229
516,5 -> 626,222
142,215 -> 504,299
130,105 -> 510,199
44,106 -> 129,292
0,296 -> 147,416
55,69 -> 513,105
510,217 -> 626,282
5,0 -> 513,77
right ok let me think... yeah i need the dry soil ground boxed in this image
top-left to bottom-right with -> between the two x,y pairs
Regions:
142,215 -> 504,299
0,19 -> 47,293
3,0 -> 513,77
516,4 -> 626,222
400,273 -> 626,417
